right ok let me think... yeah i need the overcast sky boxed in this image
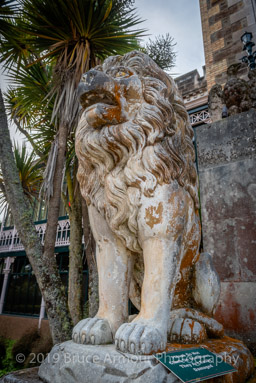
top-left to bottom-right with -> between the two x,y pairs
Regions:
135,0 -> 205,77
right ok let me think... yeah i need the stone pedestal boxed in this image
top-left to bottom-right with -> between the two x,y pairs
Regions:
38,337 -> 254,383
38,341 -> 179,383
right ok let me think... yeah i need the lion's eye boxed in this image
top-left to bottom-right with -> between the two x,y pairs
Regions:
115,71 -> 130,78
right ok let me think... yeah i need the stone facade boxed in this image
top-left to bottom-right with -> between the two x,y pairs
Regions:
199,0 -> 256,91
175,67 -> 208,110
195,109 -> 256,351
175,68 -> 211,127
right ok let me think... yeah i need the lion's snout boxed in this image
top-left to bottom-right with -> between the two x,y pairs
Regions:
78,69 -> 112,105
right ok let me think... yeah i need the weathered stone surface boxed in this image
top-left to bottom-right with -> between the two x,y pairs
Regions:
74,50 -> 221,355
192,252 -> 221,316
196,109 -> 256,169
38,337 -> 254,383
195,109 -> 256,345
215,282 -> 256,349
0,367 -> 41,383
223,64 -> 252,116
208,84 -> 224,122
38,341 -> 179,383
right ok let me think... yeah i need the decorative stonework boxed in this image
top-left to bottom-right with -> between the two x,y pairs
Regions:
208,84 -> 224,122
208,65 -> 256,121
74,51 -> 222,355
223,64 -> 252,116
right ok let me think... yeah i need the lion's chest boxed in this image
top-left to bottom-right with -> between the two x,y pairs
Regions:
90,180 -> 191,254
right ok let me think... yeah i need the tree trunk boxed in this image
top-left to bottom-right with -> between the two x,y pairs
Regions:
68,188 -> 83,324
81,198 -> 99,317
0,89 -> 72,344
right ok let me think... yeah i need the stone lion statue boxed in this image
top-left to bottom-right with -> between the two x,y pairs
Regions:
74,51 -> 223,355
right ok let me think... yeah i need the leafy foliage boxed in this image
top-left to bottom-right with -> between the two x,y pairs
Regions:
1,0 -> 146,128
0,145 -> 43,215
4,62 -> 55,158
5,63 -> 53,125
144,33 -> 176,71
0,0 -> 17,36
13,144 -> 43,201
0,338 -> 17,378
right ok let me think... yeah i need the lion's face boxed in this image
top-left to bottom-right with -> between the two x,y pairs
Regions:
78,64 -> 144,129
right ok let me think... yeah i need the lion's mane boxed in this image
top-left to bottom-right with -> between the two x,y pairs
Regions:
76,51 -> 198,253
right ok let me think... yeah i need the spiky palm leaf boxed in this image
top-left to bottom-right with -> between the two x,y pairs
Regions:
13,144 -> 43,200
4,62 -> 55,159
2,0 -> 146,207
0,16 -> 33,68
0,0 -> 17,35
17,0 -> 146,127
5,62 -> 53,125
0,145 -> 43,214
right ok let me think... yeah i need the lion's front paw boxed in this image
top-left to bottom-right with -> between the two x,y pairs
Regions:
169,318 -> 207,344
72,318 -> 113,345
115,322 -> 166,355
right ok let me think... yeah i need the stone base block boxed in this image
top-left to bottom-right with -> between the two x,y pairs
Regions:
38,341 -> 179,383
37,336 -> 254,383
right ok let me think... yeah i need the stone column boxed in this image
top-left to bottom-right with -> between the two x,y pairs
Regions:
38,297 -> 46,329
0,256 -> 15,314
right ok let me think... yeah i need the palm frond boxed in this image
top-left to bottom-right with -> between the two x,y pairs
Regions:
0,0 -> 18,36
13,143 -> 43,201
4,62 -> 53,127
0,144 -> 43,216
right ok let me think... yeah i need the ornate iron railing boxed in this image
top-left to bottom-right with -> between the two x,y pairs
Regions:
189,109 -> 211,126
0,219 -> 72,254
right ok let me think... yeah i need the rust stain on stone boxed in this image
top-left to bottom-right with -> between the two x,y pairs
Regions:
145,202 -> 163,229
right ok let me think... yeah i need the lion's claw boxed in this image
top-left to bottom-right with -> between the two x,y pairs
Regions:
115,322 -> 166,355
72,318 -> 113,345
169,318 -> 207,344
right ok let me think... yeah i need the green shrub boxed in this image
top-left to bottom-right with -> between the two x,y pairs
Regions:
0,328 -> 53,377
0,338 -> 17,378
0,337 -> 6,369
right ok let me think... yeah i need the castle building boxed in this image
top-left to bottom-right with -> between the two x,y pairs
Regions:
175,67 -> 211,127
175,0 -> 256,126
199,0 -> 256,90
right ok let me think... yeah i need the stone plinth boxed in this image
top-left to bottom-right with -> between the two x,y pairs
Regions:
1,337 -> 254,383
38,341 -> 179,383
37,337 -> 254,383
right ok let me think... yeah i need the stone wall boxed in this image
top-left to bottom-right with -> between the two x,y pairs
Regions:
0,315 -> 50,340
199,0 -> 256,91
195,109 -> 256,351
